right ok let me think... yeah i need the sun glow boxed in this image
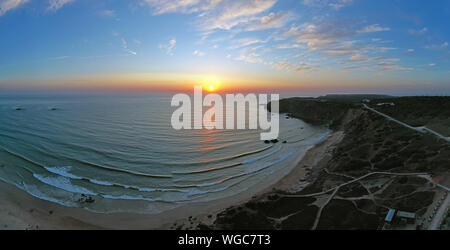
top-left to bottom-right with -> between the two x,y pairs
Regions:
201,77 -> 221,92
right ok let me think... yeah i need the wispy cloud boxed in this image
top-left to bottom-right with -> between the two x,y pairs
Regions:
0,0 -> 29,16
47,0 -> 75,12
301,0 -> 354,10
199,0 -> 278,31
142,0 -> 222,15
425,42 -> 448,50
357,24 -> 390,34
408,27 -> 427,36
159,38 -> 176,56
99,9 -> 116,17
144,0 -> 280,32
229,37 -> 264,49
193,50 -> 205,56
121,39 -> 137,55
243,11 -> 296,32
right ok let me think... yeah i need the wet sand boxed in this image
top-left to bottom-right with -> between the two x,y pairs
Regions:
0,132 -> 344,230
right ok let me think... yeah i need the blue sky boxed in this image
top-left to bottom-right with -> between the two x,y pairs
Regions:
0,0 -> 449,95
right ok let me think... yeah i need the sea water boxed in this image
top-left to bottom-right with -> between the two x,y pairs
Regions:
0,93 -> 329,214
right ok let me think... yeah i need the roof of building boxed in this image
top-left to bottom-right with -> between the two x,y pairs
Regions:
397,211 -> 416,219
385,209 -> 396,222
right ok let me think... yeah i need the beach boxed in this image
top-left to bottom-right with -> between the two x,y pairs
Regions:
0,131 -> 344,230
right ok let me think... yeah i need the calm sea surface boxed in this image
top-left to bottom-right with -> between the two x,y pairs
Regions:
0,93 -> 329,214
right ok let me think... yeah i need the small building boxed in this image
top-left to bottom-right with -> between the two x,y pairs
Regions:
397,211 -> 416,224
385,209 -> 396,223
376,102 -> 395,107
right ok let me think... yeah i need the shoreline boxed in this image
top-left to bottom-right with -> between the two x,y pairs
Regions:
0,131 -> 344,230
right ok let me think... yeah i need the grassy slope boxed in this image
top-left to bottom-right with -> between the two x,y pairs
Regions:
207,96 -> 449,230
370,96 -> 450,137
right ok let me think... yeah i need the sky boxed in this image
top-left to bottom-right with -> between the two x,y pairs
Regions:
0,0 -> 449,95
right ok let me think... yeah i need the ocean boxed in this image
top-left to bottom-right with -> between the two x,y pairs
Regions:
0,93 -> 329,214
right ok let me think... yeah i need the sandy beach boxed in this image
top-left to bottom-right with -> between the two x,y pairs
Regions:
0,131 -> 344,230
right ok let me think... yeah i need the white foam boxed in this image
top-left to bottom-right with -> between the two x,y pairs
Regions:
89,179 -> 114,186
246,150 -> 296,174
44,166 -> 82,180
102,194 -> 155,202
33,173 -> 96,195
138,187 -> 156,192
242,146 -> 281,164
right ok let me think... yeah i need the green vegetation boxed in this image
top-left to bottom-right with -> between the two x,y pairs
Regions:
269,97 -> 352,129
370,96 -> 450,137
209,95 -> 449,230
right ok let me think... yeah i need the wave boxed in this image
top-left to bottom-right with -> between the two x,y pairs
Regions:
245,150 -> 296,175
70,159 -> 172,178
168,145 -> 273,166
172,162 -> 242,174
0,175 -> 77,207
32,173 -> 97,196
44,166 -> 83,180
89,178 -> 114,186
174,172 -> 246,188
173,146 -> 282,175
101,194 -> 157,202
242,146 -> 282,164
304,130 -> 331,146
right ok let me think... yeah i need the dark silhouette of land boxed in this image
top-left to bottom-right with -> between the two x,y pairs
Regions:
190,95 -> 450,230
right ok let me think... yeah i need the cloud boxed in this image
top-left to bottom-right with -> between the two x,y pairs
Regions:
193,50 -> 205,56
235,53 -> 263,64
99,9 -> 116,17
347,54 -> 389,62
159,38 -> 176,55
272,43 -> 302,49
376,61 -> 412,71
425,42 -> 448,50
144,0 -> 280,32
47,0 -> 75,12
357,24 -> 390,34
0,0 -> 29,16
142,0 -> 221,15
272,61 -> 291,70
292,62 -> 318,73
121,39 -> 137,55
408,27 -> 427,36
229,37 -> 264,49
243,11 -> 296,32
234,45 -> 266,64
200,0 -> 277,31
301,0 -> 353,10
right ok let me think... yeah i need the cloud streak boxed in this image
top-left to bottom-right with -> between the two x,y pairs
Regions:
47,0 -> 75,12
122,39 -> 137,55
159,38 -> 177,56
0,0 -> 29,16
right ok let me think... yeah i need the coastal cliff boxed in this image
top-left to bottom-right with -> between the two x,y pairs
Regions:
188,96 -> 450,230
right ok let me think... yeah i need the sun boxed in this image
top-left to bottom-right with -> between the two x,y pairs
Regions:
201,77 -> 221,92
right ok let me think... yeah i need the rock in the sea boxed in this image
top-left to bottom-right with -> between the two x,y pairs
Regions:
78,194 -> 95,203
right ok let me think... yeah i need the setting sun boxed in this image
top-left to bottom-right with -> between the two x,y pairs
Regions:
201,77 -> 221,92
